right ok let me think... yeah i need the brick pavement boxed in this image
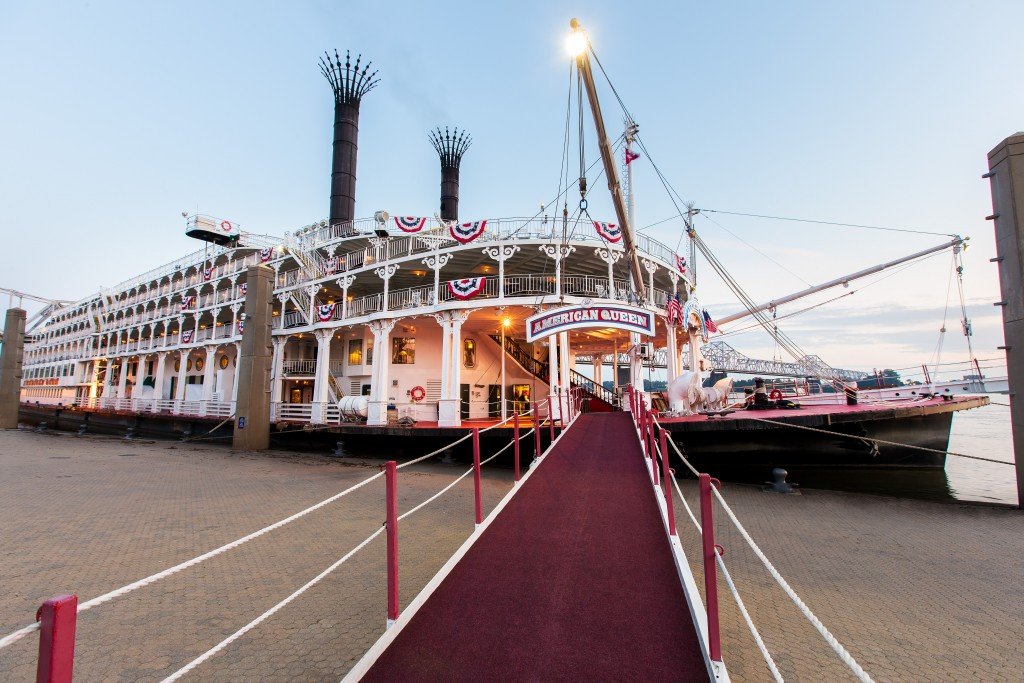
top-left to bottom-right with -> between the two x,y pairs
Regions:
1,427 -> 1021,681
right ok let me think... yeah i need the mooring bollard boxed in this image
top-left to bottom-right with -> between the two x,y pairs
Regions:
383,461 -> 398,628
36,594 -> 77,683
332,440 -> 346,457
699,473 -> 723,662
472,428 -> 482,526
123,426 -> 134,441
513,412 -> 521,482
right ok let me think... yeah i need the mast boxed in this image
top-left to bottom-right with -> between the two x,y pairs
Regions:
715,236 -> 967,326
569,19 -> 648,303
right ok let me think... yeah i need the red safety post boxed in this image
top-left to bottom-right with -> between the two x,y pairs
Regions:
383,461 -> 399,627
699,473 -> 722,662
659,428 -> 675,536
548,401 -> 555,443
651,414 -> 660,487
556,387 -> 564,426
36,594 -> 77,683
533,400 -> 542,458
513,412 -> 521,482
472,428 -> 483,525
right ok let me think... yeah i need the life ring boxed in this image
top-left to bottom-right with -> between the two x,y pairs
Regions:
769,389 -> 784,400
410,385 -> 426,402
220,220 -> 233,232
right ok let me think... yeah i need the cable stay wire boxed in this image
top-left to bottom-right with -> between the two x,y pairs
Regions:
698,208 -> 956,238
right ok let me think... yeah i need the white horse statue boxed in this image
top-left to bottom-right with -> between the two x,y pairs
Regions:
667,371 -> 705,414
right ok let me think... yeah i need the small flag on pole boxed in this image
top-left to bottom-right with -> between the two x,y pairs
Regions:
703,310 -> 718,334
625,149 -> 640,165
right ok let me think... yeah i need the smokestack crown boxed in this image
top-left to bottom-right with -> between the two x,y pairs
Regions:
429,127 -> 472,169
319,50 -> 379,106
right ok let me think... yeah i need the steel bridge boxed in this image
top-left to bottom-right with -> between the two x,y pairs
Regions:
577,340 -> 871,381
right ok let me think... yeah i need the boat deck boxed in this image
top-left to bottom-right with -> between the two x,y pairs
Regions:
357,412 -> 708,681
658,395 -> 988,433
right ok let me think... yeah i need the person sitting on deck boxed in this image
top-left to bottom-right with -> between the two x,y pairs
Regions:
729,388 -> 755,409
751,377 -> 772,409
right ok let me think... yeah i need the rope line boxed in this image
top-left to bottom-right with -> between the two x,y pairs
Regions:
0,416 -> 523,651
160,526 -> 386,683
161,430 -> 527,680
654,420 -> 873,682
741,415 -> 1013,465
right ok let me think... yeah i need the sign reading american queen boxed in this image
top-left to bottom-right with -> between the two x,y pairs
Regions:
524,304 -> 656,343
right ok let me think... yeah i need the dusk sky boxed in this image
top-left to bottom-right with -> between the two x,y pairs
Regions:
2,1 -> 1022,373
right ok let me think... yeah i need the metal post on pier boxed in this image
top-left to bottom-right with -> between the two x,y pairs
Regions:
36,594 -> 77,683
383,461 -> 399,628
699,473 -> 722,662
513,412 -> 521,482
472,428 -> 483,525
659,429 -> 675,536
233,265 -> 274,450
536,401 -> 544,458
985,134 -> 1024,508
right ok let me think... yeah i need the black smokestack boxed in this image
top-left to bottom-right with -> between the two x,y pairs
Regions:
319,50 -> 379,229
429,127 -> 472,222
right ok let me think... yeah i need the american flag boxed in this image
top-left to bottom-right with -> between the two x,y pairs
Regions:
666,293 -> 683,327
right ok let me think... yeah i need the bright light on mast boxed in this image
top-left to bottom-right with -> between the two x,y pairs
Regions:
565,19 -> 588,57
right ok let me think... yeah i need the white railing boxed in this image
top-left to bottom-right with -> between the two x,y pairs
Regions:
276,403 -> 313,421
283,359 -> 316,375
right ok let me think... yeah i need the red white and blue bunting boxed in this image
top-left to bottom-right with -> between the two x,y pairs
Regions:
260,248 -> 274,263
237,318 -> 245,334
181,295 -> 196,310
675,254 -> 687,275
203,267 -> 212,282
181,329 -> 193,344
317,303 -> 336,322
394,216 -> 427,233
449,220 -> 487,244
324,257 -> 338,275
447,277 -> 487,300
593,221 -> 622,243
239,283 -> 247,296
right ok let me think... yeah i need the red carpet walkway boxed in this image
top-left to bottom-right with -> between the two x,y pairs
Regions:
361,412 -> 707,682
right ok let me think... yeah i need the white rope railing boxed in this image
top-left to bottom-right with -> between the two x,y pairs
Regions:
161,425 -> 531,680
655,422 -> 873,683
0,416 -> 526,652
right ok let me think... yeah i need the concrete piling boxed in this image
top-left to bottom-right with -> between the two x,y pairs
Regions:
0,308 -> 27,429
233,265 -> 274,451
986,133 -> 1024,508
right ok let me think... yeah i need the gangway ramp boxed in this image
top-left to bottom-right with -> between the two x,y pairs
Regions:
350,412 -> 709,681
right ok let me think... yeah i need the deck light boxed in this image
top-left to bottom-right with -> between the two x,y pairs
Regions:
502,317 -> 511,328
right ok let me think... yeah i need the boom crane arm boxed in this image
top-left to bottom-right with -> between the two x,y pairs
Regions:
570,19 -> 648,303
715,236 -> 967,326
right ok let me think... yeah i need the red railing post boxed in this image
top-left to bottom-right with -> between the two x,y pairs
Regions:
533,400 -> 542,458
383,461 -> 399,627
556,387 -> 564,425
472,428 -> 483,525
651,414 -> 660,486
36,594 -> 77,683
513,412 -> 521,482
548,402 -> 555,443
699,473 -> 722,662
659,428 -> 675,536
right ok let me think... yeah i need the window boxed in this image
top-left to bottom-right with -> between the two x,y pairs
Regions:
348,339 -> 363,366
391,337 -> 415,364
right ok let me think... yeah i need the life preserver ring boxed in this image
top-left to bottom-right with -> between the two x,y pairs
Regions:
769,389 -> 784,400
410,385 -> 426,402
220,220 -> 233,232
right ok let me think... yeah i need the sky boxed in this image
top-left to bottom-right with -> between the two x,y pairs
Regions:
1,1 -> 1021,373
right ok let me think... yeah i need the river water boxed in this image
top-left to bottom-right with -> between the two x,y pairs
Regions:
945,395 -> 1017,505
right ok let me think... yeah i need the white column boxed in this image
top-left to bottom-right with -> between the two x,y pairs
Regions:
483,246 -> 520,300
547,334 -> 560,421
451,312 -> 468,421
539,245 -> 576,298
270,337 -> 286,405
367,319 -> 396,426
311,329 -> 332,423
337,275 -> 356,320
375,265 -> 399,313
152,352 -> 167,401
423,253 -> 453,305
666,325 -> 678,388
173,352 -> 188,414
595,247 -> 623,299
437,314 -> 451,400
200,347 -> 217,415
559,331 -> 571,417
231,343 -> 241,404
642,258 -> 658,303
117,357 -> 130,399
